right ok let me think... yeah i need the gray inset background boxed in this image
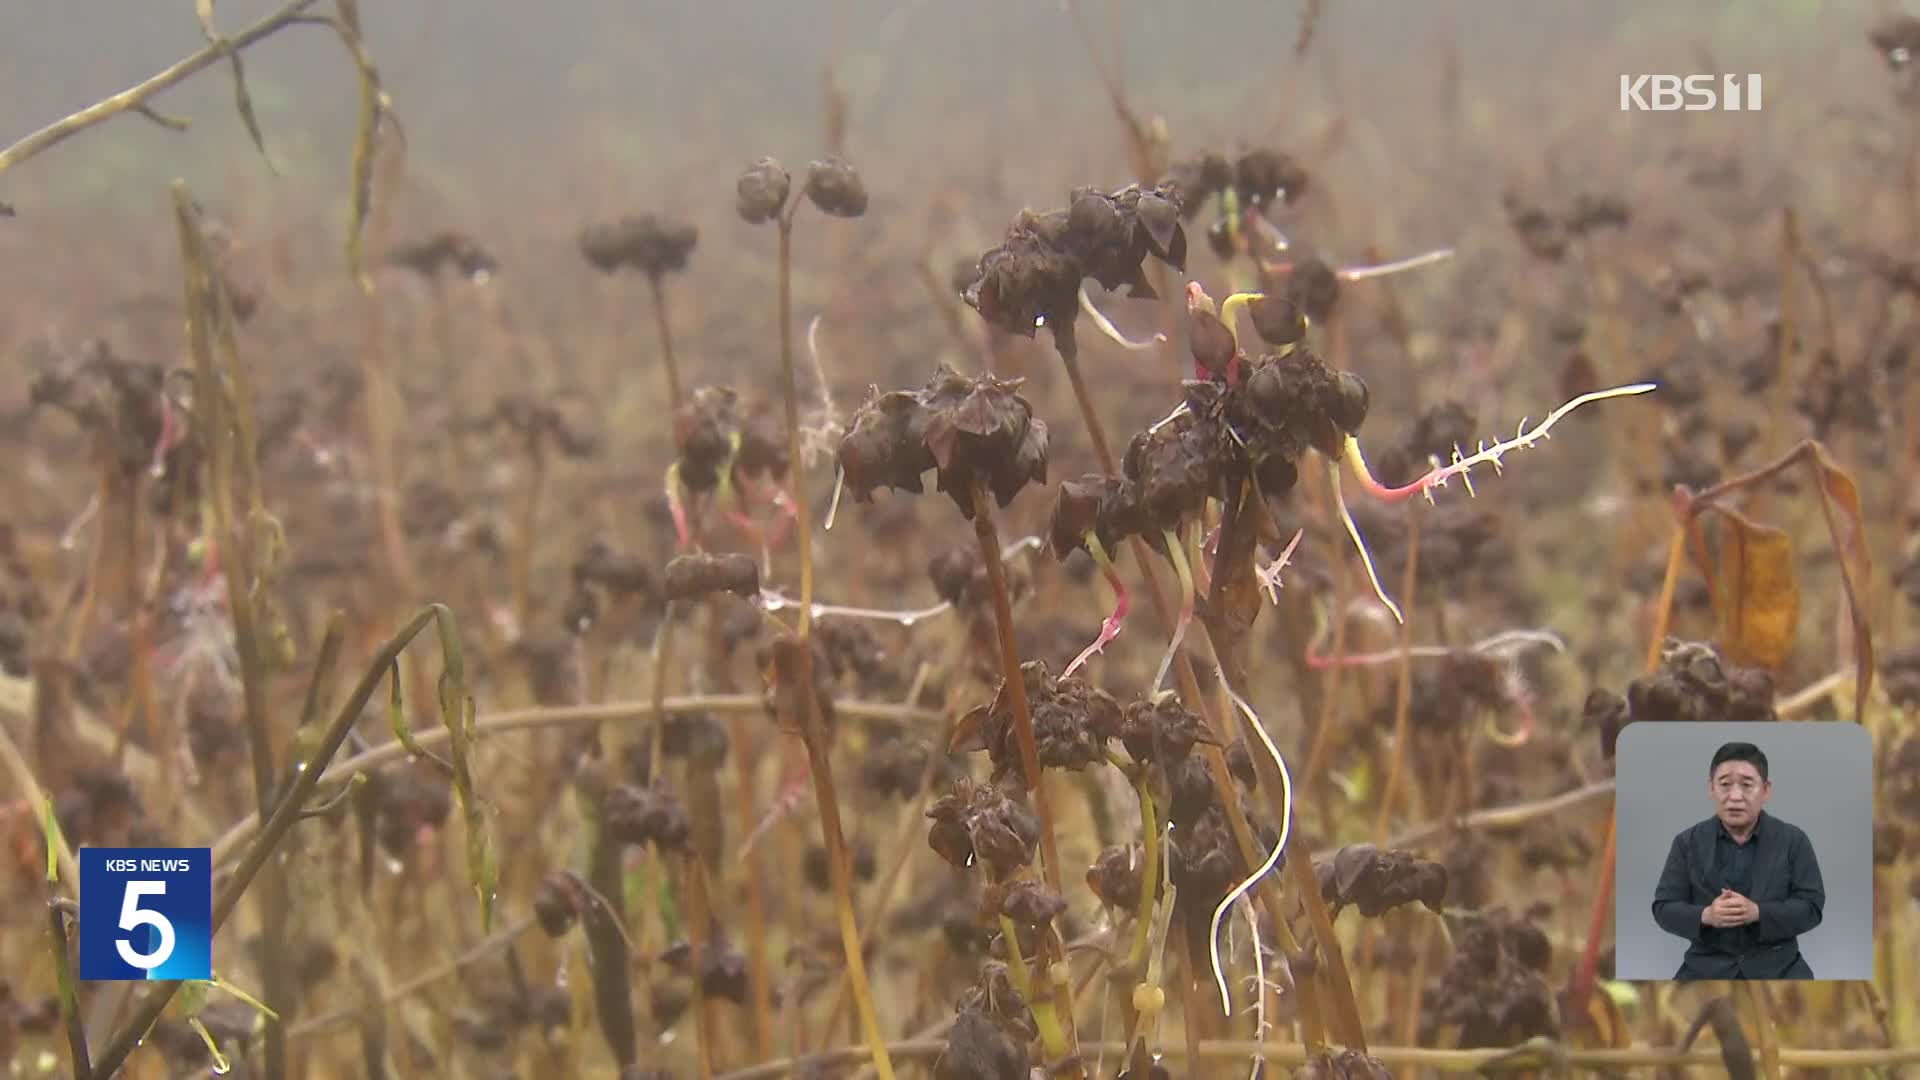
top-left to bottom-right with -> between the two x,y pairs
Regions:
1614,721 -> 1874,981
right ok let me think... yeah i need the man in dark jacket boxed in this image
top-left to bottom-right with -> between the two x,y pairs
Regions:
1651,741 -> 1825,979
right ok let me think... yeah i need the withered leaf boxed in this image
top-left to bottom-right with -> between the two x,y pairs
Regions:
1694,506 -> 1799,671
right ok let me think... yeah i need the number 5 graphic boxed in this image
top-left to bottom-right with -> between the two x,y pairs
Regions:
115,881 -> 176,970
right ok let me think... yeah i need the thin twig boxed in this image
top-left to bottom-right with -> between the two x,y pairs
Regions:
0,0 -> 324,174
206,693 -> 941,867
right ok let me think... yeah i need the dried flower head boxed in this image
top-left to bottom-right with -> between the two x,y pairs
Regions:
1315,843 -> 1449,919
390,230 -> 498,282
962,181 -> 1187,350
1119,696 -> 1215,767
804,157 -> 869,217
954,659 -> 1121,782
993,879 -> 1068,928
926,780 -> 1042,878
578,214 -> 698,279
736,157 -> 792,224
663,552 -> 760,602
935,1004 -> 1030,1080
1422,905 -> 1557,1048
836,366 -> 1048,517
602,783 -> 691,853
1087,843 -> 1145,910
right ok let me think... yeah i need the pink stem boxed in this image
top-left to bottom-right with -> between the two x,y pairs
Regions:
1060,562 -> 1131,682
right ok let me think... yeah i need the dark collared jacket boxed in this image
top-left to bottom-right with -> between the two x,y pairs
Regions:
1651,810 -> 1825,979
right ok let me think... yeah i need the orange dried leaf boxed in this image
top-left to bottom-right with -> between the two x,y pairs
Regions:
1694,508 -> 1800,671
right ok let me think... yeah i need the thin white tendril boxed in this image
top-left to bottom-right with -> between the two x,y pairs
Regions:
1337,246 -> 1456,282
1148,400 -> 1191,435
60,493 -> 100,551
756,536 -> 1039,625
1208,670 -> 1294,1017
1080,282 -> 1167,350
825,465 -> 846,532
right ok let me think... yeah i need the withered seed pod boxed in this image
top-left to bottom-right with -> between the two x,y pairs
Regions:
663,553 -> 761,602
804,157 -> 869,217
736,157 -> 791,224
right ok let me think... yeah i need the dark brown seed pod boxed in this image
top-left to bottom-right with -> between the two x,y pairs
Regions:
1283,256 -> 1342,324
934,1007 -> 1028,1080
1119,696 -> 1214,767
663,553 -> 760,602
1248,293 -> 1307,349
1045,474 -> 1121,560
577,215 -> 698,279
572,539 -> 658,599
920,368 -> 1050,517
602,784 -> 691,853
925,781 -> 1042,878
804,157 -> 869,217
1087,844 -> 1144,910
1234,148 -> 1310,208
736,157 -> 791,224
955,659 -> 1121,782
997,880 -> 1067,928
1295,1049 -> 1393,1080
1315,842 -> 1448,919
532,871 -> 581,937
1162,152 -> 1233,219
391,230 -> 498,282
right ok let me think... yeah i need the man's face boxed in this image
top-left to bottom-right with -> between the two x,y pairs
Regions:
1710,760 -> 1770,830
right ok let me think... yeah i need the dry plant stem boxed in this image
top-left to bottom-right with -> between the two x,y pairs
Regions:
770,193 -> 891,1079
1572,522 -> 1684,1011
969,478 -> 1064,891
648,272 -> 684,409
1056,332 -> 1117,476
87,605 -> 458,1080
177,181 -> 294,1078
814,663 -> 945,1044
793,672 -> 896,1080
683,857 -> 718,1079
1052,346 -> 1346,1043
205,693 -> 943,863
0,721 -> 79,887
726,706 -> 776,1060
48,901 -> 91,1077
584,804 -> 638,1068
1771,209 -> 1797,458
777,202 -> 817,635
0,0 -> 323,172
715,1038 -> 1920,1079
512,436 -> 548,627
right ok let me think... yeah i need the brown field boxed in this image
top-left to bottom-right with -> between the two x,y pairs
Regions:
3,2 -> 1918,1078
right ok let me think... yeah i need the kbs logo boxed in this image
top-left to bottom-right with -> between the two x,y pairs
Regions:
78,848 -> 213,981
1620,74 -> 1763,111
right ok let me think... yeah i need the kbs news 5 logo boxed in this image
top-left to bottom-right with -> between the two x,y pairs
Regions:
79,848 -> 213,981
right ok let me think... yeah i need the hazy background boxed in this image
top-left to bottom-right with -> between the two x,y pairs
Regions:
1615,721 -> 1876,982
1,1 -> 1876,219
